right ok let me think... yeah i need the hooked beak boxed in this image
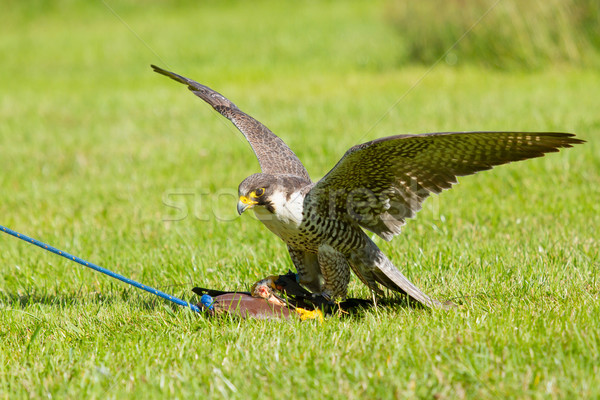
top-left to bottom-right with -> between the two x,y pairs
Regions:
237,196 -> 258,215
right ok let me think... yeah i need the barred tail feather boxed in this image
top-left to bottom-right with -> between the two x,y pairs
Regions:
372,253 -> 444,308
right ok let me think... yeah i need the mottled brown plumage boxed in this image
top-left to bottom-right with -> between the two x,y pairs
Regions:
153,65 -> 584,308
151,65 -> 310,181
310,131 -> 583,241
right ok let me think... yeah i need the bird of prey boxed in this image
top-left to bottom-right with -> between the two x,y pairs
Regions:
152,65 -> 583,308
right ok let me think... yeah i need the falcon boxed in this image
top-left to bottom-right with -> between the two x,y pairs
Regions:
152,65 -> 583,308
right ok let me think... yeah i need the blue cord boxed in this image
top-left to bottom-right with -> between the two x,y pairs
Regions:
0,225 -> 201,313
200,294 -> 214,310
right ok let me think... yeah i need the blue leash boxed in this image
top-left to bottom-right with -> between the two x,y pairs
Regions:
0,225 -> 202,313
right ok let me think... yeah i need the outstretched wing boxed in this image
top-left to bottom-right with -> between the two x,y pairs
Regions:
309,131 -> 583,241
152,65 -> 311,181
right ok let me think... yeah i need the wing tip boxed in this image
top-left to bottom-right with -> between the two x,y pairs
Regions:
151,64 -> 192,87
150,63 -> 169,76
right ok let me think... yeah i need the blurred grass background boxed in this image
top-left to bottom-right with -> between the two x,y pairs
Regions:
388,0 -> 600,69
1,0 -> 599,398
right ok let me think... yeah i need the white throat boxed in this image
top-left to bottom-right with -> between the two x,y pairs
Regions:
253,190 -> 304,233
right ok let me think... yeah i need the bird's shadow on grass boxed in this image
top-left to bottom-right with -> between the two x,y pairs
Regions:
0,285 -> 468,321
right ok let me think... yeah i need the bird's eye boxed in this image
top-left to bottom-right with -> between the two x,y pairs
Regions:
254,188 -> 265,197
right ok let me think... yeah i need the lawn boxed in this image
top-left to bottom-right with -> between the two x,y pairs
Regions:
1,0 -> 599,398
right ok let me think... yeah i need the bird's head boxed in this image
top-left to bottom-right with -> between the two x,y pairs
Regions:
237,173 -> 311,216
237,173 -> 276,215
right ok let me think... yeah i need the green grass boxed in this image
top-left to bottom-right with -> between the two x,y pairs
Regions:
387,0 -> 600,69
1,0 -> 599,398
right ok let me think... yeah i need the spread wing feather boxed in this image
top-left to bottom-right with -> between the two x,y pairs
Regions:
310,131 -> 583,240
152,65 -> 311,181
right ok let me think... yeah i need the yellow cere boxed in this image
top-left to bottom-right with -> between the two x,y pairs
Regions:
239,195 -> 258,205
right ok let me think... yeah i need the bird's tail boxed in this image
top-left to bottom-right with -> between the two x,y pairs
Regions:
350,243 -> 446,309
374,252 -> 444,308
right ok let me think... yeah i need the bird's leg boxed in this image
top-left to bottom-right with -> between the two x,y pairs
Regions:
287,247 -> 323,293
317,245 -> 351,301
